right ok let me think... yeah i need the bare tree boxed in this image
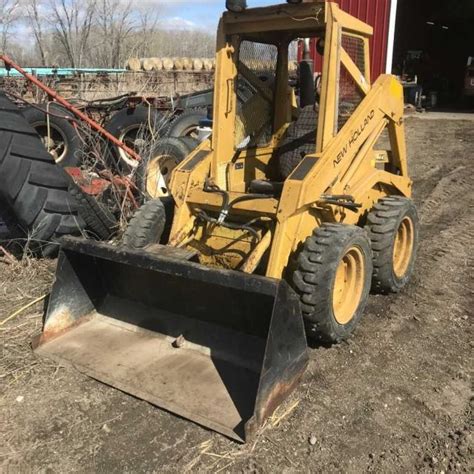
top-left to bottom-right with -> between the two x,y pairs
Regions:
25,0 -> 48,66
93,0 -> 134,68
0,0 -> 20,53
48,0 -> 96,67
13,0 -> 216,67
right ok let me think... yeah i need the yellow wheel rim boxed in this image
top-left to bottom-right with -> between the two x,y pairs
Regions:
332,246 -> 365,325
393,217 -> 414,278
146,154 -> 179,198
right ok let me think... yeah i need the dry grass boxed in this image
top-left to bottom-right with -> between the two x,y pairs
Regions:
0,258 -> 56,389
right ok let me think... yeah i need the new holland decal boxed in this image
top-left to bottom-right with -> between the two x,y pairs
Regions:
334,109 -> 375,166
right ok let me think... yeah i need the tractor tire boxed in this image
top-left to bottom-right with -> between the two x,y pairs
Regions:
180,136 -> 200,152
137,137 -> 191,200
105,105 -> 166,170
122,198 -> 173,249
366,196 -> 419,294
0,199 -> 23,241
22,103 -> 82,167
278,105 -> 318,179
68,182 -> 117,240
165,110 -> 206,139
0,92 -> 85,256
292,223 -> 372,343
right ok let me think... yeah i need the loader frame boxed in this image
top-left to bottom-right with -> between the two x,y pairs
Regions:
167,1 -> 411,279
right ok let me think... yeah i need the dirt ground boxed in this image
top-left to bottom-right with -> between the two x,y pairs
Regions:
1,116 -> 473,473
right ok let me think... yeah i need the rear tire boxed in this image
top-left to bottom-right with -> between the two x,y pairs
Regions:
366,196 -> 419,294
292,224 -> 372,343
122,198 -> 173,249
0,93 -> 85,256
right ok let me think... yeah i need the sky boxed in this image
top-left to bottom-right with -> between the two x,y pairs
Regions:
155,0 -> 277,30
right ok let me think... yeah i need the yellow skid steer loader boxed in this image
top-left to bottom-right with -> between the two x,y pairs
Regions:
34,1 -> 419,442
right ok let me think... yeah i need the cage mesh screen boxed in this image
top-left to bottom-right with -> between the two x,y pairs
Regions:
342,35 -> 365,72
235,41 -> 278,148
337,34 -> 366,131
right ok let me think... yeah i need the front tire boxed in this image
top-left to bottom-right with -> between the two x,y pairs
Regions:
292,224 -> 373,343
366,196 -> 419,294
137,137 -> 192,200
122,199 -> 172,249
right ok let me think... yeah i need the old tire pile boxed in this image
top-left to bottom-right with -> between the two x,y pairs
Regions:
165,110 -> 207,139
0,92 -> 85,256
105,106 -> 166,170
22,103 -> 82,167
122,198 -> 174,249
68,182 -> 117,241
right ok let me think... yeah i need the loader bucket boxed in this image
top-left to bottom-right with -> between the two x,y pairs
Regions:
34,237 -> 309,442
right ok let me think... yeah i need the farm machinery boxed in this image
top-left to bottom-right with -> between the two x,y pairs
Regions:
34,0 -> 418,442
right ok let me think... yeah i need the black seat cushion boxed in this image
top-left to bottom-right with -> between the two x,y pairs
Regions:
277,105 -> 319,179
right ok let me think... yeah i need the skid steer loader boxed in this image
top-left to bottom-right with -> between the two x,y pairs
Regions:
34,1 -> 419,442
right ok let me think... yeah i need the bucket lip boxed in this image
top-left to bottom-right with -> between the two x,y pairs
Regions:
59,236 -> 285,296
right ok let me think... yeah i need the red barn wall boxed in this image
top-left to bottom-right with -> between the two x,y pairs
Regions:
308,0 -> 392,81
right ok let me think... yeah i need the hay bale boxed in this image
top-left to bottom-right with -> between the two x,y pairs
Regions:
202,58 -> 213,71
162,57 -> 174,71
192,58 -> 204,71
180,57 -> 193,70
151,58 -> 163,71
173,57 -> 184,70
289,60 -> 298,72
141,58 -> 155,72
125,57 -> 141,72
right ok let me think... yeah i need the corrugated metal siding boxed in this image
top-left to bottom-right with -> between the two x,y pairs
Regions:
309,0 -> 392,81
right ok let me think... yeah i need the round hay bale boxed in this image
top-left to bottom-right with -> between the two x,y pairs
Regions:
173,57 -> 184,70
162,57 -> 174,71
192,58 -> 204,71
125,58 -> 141,72
289,60 -> 298,72
181,57 -> 193,70
151,58 -> 163,71
141,58 -> 155,72
202,58 -> 213,71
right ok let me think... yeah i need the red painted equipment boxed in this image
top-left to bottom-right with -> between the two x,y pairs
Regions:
0,54 -> 141,164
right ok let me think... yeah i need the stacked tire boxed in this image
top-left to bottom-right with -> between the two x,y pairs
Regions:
0,92 -> 85,256
22,103 -> 82,167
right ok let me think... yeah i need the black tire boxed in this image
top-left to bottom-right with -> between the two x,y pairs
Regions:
68,182 -> 117,240
0,93 -> 85,256
180,136 -> 200,152
292,223 -> 373,343
105,105 -> 166,169
22,103 -> 82,167
122,198 -> 173,249
277,105 -> 318,179
0,199 -> 23,241
366,196 -> 419,294
165,110 -> 206,139
137,137 -> 190,200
